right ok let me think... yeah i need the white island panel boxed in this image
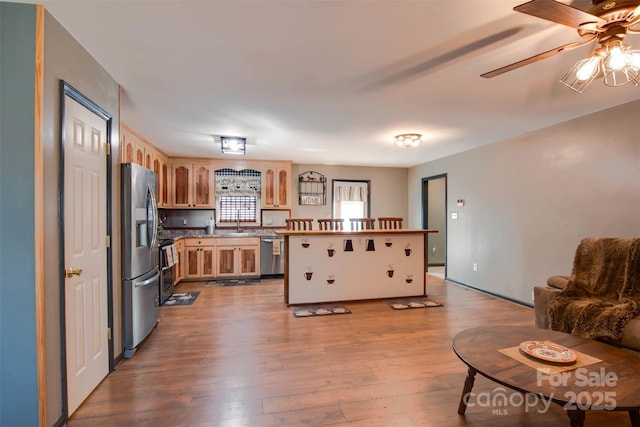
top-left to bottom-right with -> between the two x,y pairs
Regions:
287,233 -> 425,304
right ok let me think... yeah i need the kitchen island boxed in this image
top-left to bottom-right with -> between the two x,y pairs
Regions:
277,229 -> 437,305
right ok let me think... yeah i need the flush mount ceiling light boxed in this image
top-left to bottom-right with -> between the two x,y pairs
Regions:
394,133 -> 422,148
220,136 -> 246,155
481,0 -> 640,93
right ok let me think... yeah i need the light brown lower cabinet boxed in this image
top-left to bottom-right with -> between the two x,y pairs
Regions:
183,238 -> 216,279
215,237 -> 260,278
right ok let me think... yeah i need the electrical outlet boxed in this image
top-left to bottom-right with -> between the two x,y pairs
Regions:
183,219 -> 187,225
472,263 -> 478,272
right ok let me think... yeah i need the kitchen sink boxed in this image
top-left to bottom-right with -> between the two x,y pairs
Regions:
218,231 -> 257,237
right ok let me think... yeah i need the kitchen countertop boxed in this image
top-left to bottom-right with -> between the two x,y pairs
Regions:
159,228 -> 284,241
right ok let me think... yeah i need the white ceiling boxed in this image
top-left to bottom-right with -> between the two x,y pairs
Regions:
36,0 -> 640,167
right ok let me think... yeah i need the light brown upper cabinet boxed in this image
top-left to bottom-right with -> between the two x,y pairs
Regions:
171,162 -> 215,208
121,130 -> 145,167
261,162 -> 291,209
153,156 -> 170,207
121,124 -> 170,206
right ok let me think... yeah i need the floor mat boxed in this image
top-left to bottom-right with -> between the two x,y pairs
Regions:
205,278 -> 260,287
291,304 -> 351,318
384,297 -> 443,310
162,292 -> 200,306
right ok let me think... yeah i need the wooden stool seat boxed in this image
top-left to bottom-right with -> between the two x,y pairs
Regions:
285,218 -> 314,230
317,218 -> 344,231
349,218 -> 375,230
378,217 -> 403,229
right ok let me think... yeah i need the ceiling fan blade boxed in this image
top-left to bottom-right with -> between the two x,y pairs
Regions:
514,0 -> 607,29
481,37 -> 595,78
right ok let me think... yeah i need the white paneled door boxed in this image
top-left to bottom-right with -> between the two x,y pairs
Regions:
64,96 -> 109,415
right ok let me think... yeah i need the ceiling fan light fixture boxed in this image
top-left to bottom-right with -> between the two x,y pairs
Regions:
602,41 -> 639,86
575,56 -> 601,81
394,133 -> 422,148
220,136 -> 246,155
560,56 -> 601,93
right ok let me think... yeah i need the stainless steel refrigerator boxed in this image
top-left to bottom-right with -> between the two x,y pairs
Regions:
121,163 -> 160,358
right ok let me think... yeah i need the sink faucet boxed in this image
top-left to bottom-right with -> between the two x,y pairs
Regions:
236,210 -> 241,233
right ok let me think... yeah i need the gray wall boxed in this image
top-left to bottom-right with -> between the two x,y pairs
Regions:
0,4 -> 39,426
409,99 -> 640,305
43,9 -> 121,425
291,164 -> 408,223
0,4 -> 121,425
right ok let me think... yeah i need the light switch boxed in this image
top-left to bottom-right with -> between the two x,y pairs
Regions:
451,212 -> 458,220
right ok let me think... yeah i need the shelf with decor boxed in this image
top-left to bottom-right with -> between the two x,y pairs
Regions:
298,171 -> 326,205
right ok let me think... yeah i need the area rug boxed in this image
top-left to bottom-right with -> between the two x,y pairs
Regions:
384,297 -> 443,310
291,304 -> 352,318
205,278 -> 260,287
162,292 -> 200,306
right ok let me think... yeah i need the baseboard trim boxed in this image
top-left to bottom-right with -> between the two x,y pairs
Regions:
445,278 -> 534,309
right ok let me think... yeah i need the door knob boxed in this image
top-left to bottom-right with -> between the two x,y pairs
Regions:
66,267 -> 83,278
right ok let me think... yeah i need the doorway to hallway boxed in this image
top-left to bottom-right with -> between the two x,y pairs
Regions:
422,174 -> 446,278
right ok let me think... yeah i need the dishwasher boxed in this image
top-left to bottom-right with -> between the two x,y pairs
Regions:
260,236 -> 285,277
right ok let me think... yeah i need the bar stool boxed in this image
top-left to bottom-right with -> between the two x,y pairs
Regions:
285,218 -> 314,230
317,218 -> 344,231
378,217 -> 403,229
349,218 -> 375,231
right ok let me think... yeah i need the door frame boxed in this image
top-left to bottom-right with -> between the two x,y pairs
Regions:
421,173 -> 447,276
58,80 -> 114,417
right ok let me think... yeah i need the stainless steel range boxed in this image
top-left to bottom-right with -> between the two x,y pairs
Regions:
159,239 -> 176,304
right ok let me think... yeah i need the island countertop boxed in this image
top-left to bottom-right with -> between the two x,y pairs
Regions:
277,229 -> 438,236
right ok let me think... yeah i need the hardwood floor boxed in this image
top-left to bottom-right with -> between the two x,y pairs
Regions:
67,275 -> 633,426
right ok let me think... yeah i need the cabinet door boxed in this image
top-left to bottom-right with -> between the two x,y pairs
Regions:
184,247 -> 201,279
238,246 -> 259,276
135,145 -> 144,166
154,157 -> 169,207
172,163 -> 192,207
262,167 -> 276,208
201,246 -> 216,277
192,163 -> 214,208
145,150 -> 152,170
216,246 -> 237,277
276,166 -> 290,208
160,161 -> 169,207
123,136 -> 134,163
261,164 -> 290,208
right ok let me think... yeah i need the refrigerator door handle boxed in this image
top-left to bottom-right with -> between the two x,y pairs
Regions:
134,271 -> 160,288
146,185 -> 159,250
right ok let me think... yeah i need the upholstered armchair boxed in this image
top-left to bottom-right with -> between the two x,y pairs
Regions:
533,238 -> 640,353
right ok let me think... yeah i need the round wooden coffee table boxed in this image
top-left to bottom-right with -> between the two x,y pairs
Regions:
453,326 -> 640,427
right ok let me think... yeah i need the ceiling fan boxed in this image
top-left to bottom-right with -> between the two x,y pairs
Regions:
482,0 -> 640,91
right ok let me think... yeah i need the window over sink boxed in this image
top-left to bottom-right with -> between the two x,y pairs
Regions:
215,169 -> 261,224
